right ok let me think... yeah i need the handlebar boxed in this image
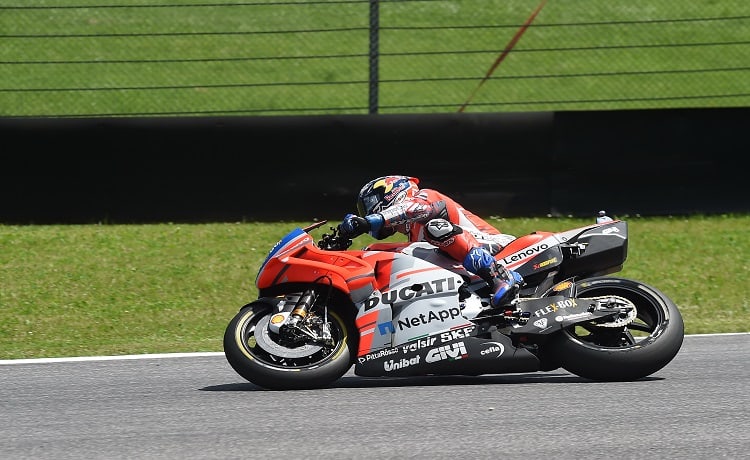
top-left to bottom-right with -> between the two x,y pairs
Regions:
316,224 -> 353,251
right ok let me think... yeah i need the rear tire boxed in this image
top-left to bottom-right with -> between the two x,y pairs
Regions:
547,277 -> 684,381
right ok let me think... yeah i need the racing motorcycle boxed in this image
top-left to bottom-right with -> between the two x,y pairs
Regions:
224,214 -> 684,390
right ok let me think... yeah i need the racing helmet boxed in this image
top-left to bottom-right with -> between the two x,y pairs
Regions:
356,175 -> 420,216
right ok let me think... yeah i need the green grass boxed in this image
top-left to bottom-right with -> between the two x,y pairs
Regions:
1,0 -> 748,116
1,215 -> 748,360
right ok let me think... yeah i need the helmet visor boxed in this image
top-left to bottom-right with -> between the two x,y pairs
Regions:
357,192 -> 382,216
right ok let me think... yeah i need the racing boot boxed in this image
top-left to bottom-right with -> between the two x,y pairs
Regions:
480,263 -> 523,308
464,247 -> 523,308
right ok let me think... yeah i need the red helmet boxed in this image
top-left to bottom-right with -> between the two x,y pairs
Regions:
356,175 -> 420,216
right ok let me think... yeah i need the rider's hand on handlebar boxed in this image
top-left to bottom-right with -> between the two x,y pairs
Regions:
338,213 -> 370,238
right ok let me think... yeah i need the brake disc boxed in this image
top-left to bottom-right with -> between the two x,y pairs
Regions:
253,314 -> 323,358
590,295 -> 637,328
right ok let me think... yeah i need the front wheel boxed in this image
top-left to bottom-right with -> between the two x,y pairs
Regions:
223,298 -> 356,390
546,277 -> 684,381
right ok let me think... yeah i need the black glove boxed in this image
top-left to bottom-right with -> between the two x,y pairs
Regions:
338,213 -> 371,237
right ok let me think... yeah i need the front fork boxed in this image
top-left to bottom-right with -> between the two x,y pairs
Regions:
265,290 -> 334,346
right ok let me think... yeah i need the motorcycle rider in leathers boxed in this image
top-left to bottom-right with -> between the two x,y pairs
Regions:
338,175 -> 524,308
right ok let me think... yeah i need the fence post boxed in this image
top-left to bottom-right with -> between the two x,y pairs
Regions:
368,0 -> 380,114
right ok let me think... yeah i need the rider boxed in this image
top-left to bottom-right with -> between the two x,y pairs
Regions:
337,175 -> 523,309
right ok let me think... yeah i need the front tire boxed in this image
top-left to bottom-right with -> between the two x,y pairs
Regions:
547,277 -> 684,381
223,298 -> 356,390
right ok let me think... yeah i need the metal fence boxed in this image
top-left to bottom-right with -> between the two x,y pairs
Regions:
1,0 -> 748,117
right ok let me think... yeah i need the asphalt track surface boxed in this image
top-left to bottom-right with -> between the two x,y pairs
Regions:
1,333 -> 748,460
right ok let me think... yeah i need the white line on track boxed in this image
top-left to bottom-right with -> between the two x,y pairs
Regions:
0,352 -> 223,365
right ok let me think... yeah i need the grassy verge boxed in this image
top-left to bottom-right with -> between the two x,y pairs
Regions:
2,1 -> 748,116
1,214 -> 748,359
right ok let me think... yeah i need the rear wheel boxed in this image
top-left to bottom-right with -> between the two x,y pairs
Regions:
223,298 -> 356,390
547,277 -> 684,381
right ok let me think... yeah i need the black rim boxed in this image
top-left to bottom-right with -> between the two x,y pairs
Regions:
569,284 -> 666,349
